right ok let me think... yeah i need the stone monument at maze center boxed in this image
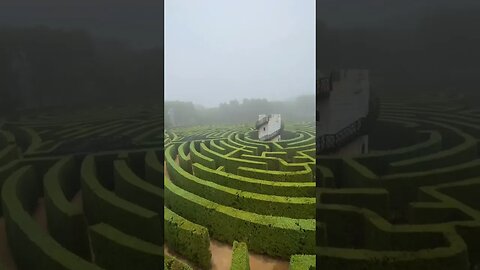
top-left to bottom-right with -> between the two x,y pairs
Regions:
317,69 -> 480,269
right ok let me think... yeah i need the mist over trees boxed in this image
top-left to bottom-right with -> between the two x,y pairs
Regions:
317,5 -> 480,97
0,26 -> 163,115
165,95 -> 315,128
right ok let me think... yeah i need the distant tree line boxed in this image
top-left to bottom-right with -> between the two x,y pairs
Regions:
317,6 -> 480,97
0,26 -> 163,115
165,95 -> 315,128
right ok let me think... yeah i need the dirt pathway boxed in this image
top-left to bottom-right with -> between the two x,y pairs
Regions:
165,155 -> 290,270
0,218 -> 17,270
71,190 -> 83,209
166,239 -> 289,270
33,198 -> 48,233
210,240 -> 232,270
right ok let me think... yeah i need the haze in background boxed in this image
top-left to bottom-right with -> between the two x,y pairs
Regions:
317,0 -> 480,100
165,0 -> 315,108
0,0 -> 162,49
0,0 -> 163,113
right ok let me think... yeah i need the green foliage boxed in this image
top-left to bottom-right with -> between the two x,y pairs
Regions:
81,155 -> 162,245
230,241 -> 250,270
164,207 -> 211,269
289,255 -> 316,270
164,256 -> 193,270
89,223 -> 162,270
2,166 -> 102,270
44,157 -> 90,259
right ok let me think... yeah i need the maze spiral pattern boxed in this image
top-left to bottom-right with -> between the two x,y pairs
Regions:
0,106 -> 316,270
164,123 -> 316,269
317,94 -> 480,270
0,106 -> 172,270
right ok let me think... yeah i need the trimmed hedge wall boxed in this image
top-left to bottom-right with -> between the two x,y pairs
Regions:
114,159 -> 163,214
164,207 -> 211,269
237,164 -> 313,182
164,175 -> 315,258
164,256 -> 193,270
230,241 -> 250,270
0,145 -> 20,166
166,146 -> 315,219
317,204 -> 470,270
190,141 -> 216,169
144,150 -> 164,188
192,162 -> 315,197
289,255 -> 316,270
81,155 -> 162,245
43,156 -> 90,259
178,142 -> 192,173
89,223 -> 162,270
1,166 -> 102,270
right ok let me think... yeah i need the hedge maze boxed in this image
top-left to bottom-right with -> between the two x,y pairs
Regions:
317,95 -> 480,270
0,107 -> 316,270
164,123 -> 316,269
6,95 -> 478,269
0,106 -> 173,270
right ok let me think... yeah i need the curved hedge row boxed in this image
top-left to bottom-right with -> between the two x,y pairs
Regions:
164,207 -> 211,269
81,155 -> 163,245
318,96 -> 480,269
164,123 -> 316,263
230,241 -> 250,270
1,166 -> 102,270
43,157 -> 90,259
1,105 -> 168,269
89,223 -> 163,270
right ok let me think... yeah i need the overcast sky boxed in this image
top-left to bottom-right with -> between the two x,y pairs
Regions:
317,0 -> 480,28
165,0 -> 315,108
0,1 -> 163,49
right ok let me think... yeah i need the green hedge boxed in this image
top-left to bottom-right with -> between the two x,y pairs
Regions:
341,157 -> 480,211
199,141 -> 227,167
229,241 -> 250,270
43,156 -> 90,259
289,255 -> 316,270
89,223 -> 162,270
178,142 -> 192,173
0,145 -> 20,166
227,134 -> 258,155
319,188 -> 390,218
224,156 -> 267,174
232,133 -> 268,154
230,241 -> 250,270
164,256 -> 193,270
2,166 -> 102,270
81,155 -> 162,245
190,141 -> 216,169
192,162 -> 315,197
210,140 -> 228,154
355,130 -> 442,175
114,159 -> 163,214
317,204 -> 469,270
388,134 -> 477,174
164,207 -> 211,269
317,165 -> 335,188
144,150 -> 164,188
240,154 -> 280,170
237,164 -> 313,182
0,160 -> 21,215
166,146 -> 315,219
164,175 -> 315,258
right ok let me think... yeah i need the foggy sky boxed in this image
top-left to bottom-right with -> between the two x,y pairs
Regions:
317,0 -> 480,28
165,0 -> 315,108
0,1 -> 163,49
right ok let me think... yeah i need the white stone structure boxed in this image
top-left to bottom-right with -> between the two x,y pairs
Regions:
256,114 -> 282,142
317,69 -> 370,156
